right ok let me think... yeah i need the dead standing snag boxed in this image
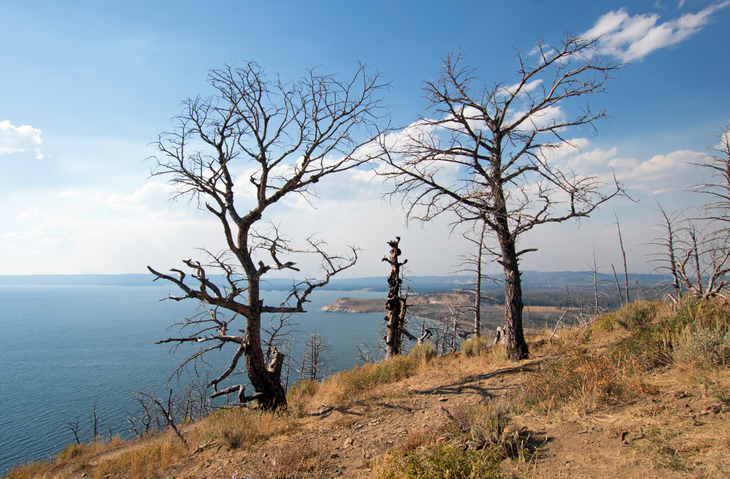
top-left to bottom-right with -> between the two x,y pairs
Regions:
148,61 -> 387,409
379,35 -> 622,360
383,237 -> 410,358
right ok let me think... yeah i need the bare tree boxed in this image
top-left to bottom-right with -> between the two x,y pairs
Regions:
613,213 -> 630,306
299,329 -> 331,381
689,124 -> 730,222
454,219 -> 500,337
650,125 -> 730,300
649,201 -> 684,301
61,415 -> 82,445
378,35 -> 622,360
148,61 -> 387,408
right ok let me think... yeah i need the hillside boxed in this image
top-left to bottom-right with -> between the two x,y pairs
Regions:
7,299 -> 730,479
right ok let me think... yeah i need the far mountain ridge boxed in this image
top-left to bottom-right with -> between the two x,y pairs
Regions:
0,271 -> 668,292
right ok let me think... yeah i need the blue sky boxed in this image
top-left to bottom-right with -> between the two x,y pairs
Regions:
1,0 -> 729,278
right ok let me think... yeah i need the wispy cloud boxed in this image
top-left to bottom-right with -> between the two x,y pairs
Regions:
0,120 -> 44,159
583,1 -> 730,62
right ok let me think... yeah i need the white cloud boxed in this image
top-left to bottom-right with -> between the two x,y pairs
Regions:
610,149 -> 705,194
0,120 -> 44,158
93,181 -> 178,212
583,1 -> 730,62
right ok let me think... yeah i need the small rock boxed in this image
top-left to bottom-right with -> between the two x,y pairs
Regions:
439,397 -> 448,402
330,453 -> 339,459
344,437 -> 354,447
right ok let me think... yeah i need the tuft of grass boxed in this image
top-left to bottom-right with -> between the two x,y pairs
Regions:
615,301 -> 658,330
591,312 -> 618,332
408,342 -> 438,362
461,336 -> 491,357
443,402 -> 524,460
286,378 -> 319,408
5,461 -> 52,479
199,407 -> 288,450
93,436 -> 187,479
522,349 -> 633,413
674,327 -> 730,367
323,354 -> 424,402
377,442 -> 504,479
57,442 -> 88,461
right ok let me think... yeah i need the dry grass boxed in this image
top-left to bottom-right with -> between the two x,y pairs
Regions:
521,348 -> 640,414
306,344 -> 439,406
197,407 -> 293,450
6,432 -> 187,479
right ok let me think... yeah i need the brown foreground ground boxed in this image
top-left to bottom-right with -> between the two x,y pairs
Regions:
7,301 -> 730,478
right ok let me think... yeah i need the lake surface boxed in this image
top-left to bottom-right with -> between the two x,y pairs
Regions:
0,284 -> 386,474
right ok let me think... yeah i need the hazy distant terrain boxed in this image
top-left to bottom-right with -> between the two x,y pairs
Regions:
0,271 -> 669,294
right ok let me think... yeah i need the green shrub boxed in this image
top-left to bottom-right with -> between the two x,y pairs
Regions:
466,404 -> 520,458
58,442 -> 88,461
461,336 -> 491,357
615,301 -> 657,330
408,342 -> 438,362
612,323 -> 674,370
674,327 -> 730,367
287,378 -> 318,402
378,442 -> 503,479
591,312 -> 617,332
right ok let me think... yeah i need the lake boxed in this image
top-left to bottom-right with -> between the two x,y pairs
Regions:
0,284 -> 387,474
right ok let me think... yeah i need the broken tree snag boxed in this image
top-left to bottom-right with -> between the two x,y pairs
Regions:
383,237 -> 408,358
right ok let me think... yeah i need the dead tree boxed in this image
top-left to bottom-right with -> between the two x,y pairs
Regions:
455,219 -> 500,337
148,61 -> 387,409
299,329 -> 331,381
648,201 -> 684,301
378,35 -> 622,360
383,237 -> 410,358
650,124 -> 730,300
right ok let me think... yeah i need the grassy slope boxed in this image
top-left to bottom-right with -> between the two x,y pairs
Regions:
6,299 -> 730,479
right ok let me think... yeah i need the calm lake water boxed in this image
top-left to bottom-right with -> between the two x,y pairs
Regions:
0,284 -> 386,474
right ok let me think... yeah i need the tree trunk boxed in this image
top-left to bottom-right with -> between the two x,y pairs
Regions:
496,225 -> 530,361
474,222 -> 485,337
243,281 -> 287,409
384,237 -> 408,359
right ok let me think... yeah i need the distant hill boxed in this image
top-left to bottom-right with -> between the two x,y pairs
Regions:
0,271 -> 669,294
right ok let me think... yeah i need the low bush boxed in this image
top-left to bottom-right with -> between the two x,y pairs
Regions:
615,301 -> 657,330
674,327 -> 730,367
407,342 -> 438,362
443,402 -> 522,459
57,442 -> 88,461
200,408 -> 286,450
461,336 -> 491,357
287,378 -> 318,402
378,442 -> 503,479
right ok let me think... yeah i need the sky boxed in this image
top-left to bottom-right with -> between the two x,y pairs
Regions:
1,0 -> 729,279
